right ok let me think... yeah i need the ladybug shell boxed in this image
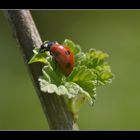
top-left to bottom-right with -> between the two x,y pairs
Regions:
50,43 -> 74,77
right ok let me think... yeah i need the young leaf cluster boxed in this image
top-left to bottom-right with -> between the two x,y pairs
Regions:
28,39 -> 113,114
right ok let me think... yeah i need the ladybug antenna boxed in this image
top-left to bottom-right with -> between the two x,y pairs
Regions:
39,41 -> 57,53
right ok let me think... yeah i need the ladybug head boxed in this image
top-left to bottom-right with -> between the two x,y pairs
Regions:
39,41 -> 57,53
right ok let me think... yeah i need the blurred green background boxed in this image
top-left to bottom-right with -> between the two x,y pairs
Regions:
0,10 -> 140,130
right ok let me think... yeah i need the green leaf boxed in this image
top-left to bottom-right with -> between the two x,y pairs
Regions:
95,64 -> 113,85
78,86 -> 93,105
63,39 -> 81,55
28,47 -> 50,65
74,52 -> 86,66
66,66 -> 97,105
65,82 -> 93,102
57,85 -> 68,96
67,66 -> 96,82
38,78 -> 58,93
68,94 -> 87,115
42,65 -> 62,85
76,81 -> 97,94
64,82 -> 80,98
80,48 -> 109,68
100,72 -> 113,83
28,53 -> 49,64
67,83 -> 93,115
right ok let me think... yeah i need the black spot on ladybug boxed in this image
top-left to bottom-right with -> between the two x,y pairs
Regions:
65,50 -> 71,56
54,51 -> 60,56
65,62 -> 71,68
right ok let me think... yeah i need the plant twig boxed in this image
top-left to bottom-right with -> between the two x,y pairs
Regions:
4,10 -> 77,130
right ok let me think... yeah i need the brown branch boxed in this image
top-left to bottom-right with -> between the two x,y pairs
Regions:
4,10 -> 77,130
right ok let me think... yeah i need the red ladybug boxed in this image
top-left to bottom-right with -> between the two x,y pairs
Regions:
39,41 -> 75,77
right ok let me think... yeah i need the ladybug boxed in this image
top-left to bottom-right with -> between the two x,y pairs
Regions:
39,41 -> 75,77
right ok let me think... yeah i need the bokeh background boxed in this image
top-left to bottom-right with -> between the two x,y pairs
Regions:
0,10 -> 140,130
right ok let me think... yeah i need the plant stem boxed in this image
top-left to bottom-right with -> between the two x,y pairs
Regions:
4,10 -> 78,130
